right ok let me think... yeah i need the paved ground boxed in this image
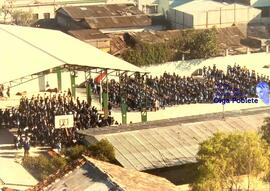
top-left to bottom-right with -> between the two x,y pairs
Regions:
0,128 -> 41,191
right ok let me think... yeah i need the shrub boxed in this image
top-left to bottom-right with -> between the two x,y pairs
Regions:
61,144 -> 87,161
22,154 -> 67,180
89,139 -> 116,163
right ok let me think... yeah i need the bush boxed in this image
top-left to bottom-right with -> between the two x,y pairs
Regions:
89,139 -> 116,163
22,154 -> 67,180
122,42 -> 174,66
61,144 -> 87,161
121,28 -> 219,66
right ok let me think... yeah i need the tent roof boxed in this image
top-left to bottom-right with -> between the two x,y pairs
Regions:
0,24 -> 144,84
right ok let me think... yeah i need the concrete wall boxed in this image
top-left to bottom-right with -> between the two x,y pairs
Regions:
261,17 -> 270,24
86,40 -> 111,52
169,6 -> 261,29
167,9 -> 193,29
193,7 -> 261,29
13,2 -> 105,20
14,6 -> 56,20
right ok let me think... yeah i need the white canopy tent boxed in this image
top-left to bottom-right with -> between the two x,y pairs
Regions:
0,24 -> 144,85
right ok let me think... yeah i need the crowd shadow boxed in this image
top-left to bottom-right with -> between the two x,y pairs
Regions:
0,128 -> 14,145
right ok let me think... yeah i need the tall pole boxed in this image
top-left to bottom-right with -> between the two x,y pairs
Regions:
56,66 -> 62,92
70,71 -> 76,98
100,74 -> 103,111
120,73 -> 127,125
141,74 -> 147,122
234,1 -> 236,25
222,103 -> 225,119
86,71 -> 92,106
103,69 -> 109,119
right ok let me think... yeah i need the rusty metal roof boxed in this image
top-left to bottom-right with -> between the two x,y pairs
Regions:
68,29 -> 111,40
79,107 -> 270,171
58,4 -> 152,29
109,35 -> 127,55
85,15 -> 151,29
32,156 -> 178,191
128,27 -> 246,49
61,4 -> 143,19
216,27 -> 246,49
85,157 -> 179,191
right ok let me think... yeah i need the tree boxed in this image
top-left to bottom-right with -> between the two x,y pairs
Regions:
121,28 -> 219,66
187,28 -> 219,59
122,42 -> 173,66
0,0 -> 14,23
192,132 -> 269,191
259,117 -> 270,144
259,117 -> 270,185
12,10 -> 33,26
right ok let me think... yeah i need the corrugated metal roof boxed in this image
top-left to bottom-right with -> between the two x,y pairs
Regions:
85,15 -> 151,29
58,4 -> 152,29
61,4 -> 144,19
85,157 -> 179,191
82,109 -> 270,171
68,29 -> 111,40
42,156 -> 179,191
46,162 -> 119,191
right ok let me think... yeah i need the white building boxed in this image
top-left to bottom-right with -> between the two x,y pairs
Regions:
0,0 -> 106,21
167,0 -> 261,29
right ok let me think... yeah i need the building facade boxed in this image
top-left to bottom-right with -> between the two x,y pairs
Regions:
167,0 -> 261,29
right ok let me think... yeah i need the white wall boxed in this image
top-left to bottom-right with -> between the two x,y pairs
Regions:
142,52 -> 270,77
193,7 -> 261,29
167,9 -> 193,28
169,6 -> 262,29
13,2 -> 106,20
100,26 -> 161,33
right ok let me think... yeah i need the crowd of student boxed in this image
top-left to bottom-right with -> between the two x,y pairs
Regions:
0,64 -> 269,149
0,93 -> 115,147
94,64 -> 269,111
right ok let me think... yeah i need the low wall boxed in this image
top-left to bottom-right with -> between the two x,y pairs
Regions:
142,51 -> 270,77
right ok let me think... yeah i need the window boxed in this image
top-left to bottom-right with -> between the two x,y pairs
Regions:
261,7 -> 270,18
44,13 -> 50,19
32,13 -> 39,20
146,5 -> 158,14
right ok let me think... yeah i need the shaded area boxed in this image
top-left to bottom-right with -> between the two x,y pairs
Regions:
145,163 -> 198,185
0,128 -> 14,145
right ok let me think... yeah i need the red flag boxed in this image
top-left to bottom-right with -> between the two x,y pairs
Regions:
95,71 -> 107,83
